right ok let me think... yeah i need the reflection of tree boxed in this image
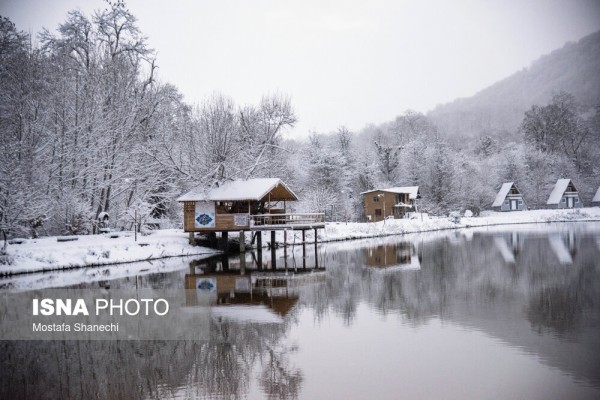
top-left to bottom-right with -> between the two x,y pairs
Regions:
0,317 -> 301,400
259,347 -> 303,400
527,286 -> 580,335
302,231 -> 600,340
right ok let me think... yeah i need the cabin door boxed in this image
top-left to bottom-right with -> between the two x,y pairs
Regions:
567,197 -> 574,208
510,199 -> 518,210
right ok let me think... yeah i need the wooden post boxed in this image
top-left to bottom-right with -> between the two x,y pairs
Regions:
240,253 -> 246,275
221,254 -> 230,271
239,230 -> 245,252
314,228 -> 318,269
221,231 -> 228,251
188,232 -> 194,245
302,229 -> 306,269
257,232 -> 263,269
283,230 -> 288,271
271,230 -> 276,269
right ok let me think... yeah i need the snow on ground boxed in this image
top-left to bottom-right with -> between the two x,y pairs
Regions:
1,229 -> 219,276
2,208 -> 599,277
263,207 -> 600,245
0,255 -> 214,291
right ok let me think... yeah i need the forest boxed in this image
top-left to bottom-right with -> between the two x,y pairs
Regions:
1,2 -> 599,239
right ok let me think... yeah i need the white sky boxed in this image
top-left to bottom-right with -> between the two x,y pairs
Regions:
3,0 -> 600,139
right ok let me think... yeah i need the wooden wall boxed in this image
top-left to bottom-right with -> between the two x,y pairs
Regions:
183,201 -> 250,232
363,191 -> 403,222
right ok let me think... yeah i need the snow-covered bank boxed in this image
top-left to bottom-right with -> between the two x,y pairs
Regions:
267,207 -> 600,244
2,208 -> 599,277
1,229 -> 219,276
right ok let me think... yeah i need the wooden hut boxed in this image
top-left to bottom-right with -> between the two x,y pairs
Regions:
177,178 -> 325,247
492,182 -> 528,211
360,186 -> 420,222
546,179 -> 583,209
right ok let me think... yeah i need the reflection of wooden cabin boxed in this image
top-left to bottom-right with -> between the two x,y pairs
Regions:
177,178 -> 325,245
492,182 -> 527,212
361,186 -> 421,222
185,273 -> 298,322
184,269 -> 326,322
547,179 -> 583,209
365,242 -> 421,271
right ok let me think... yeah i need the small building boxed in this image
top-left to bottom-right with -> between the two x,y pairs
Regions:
592,186 -> 600,207
546,179 -> 583,209
361,186 -> 420,222
177,178 -> 325,247
492,182 -> 528,212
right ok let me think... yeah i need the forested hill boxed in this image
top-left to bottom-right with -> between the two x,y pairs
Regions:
428,30 -> 600,139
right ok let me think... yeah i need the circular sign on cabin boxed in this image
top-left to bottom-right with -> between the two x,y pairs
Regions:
195,213 -> 213,226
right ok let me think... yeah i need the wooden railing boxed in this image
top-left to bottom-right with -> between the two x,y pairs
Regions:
250,213 -> 325,227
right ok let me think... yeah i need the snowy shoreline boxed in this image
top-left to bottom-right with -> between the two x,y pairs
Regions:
1,230 -> 220,277
2,208 -> 599,277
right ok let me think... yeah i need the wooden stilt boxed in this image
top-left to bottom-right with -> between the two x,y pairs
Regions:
314,228 -> 318,269
302,230 -> 306,269
257,233 -> 263,269
283,230 -> 288,271
239,230 -> 246,252
188,232 -> 194,245
240,253 -> 246,275
271,230 -> 277,269
220,231 -> 228,251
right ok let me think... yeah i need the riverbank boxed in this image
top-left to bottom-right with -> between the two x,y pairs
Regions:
2,208 -> 599,276
1,230 -> 219,276
318,207 -> 600,242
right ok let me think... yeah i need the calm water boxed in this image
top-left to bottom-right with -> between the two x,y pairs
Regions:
1,222 -> 600,399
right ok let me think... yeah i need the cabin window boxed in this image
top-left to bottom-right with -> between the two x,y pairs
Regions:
518,200 -> 523,205
561,198 -> 566,203
373,196 -> 380,203
375,209 -> 382,216
504,200 -> 508,205
575,198 -> 579,202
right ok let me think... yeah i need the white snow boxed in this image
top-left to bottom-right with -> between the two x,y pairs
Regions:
3,208 -> 600,277
260,207 -> 600,246
361,186 -> 420,199
0,255 -> 213,291
492,182 -> 514,207
177,178 -> 297,202
547,178 -> 572,205
1,229 -> 219,276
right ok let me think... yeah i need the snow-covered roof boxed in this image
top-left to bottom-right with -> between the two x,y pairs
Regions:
547,179 -> 573,205
593,186 -> 600,203
361,186 -> 420,200
177,178 -> 298,202
492,182 -> 515,207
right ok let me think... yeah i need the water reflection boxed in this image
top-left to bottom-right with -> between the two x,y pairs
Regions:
1,223 -> 600,399
186,254 -> 326,323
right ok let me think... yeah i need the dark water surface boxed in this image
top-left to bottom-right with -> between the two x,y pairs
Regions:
1,222 -> 600,399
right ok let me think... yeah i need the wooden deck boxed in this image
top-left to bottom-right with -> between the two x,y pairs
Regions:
250,213 -> 325,230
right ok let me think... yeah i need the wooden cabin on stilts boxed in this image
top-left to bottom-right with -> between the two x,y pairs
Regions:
177,178 -> 325,265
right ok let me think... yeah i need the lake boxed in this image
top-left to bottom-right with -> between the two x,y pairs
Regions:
1,222 -> 600,399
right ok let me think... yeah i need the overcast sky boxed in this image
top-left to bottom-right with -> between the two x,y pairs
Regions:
3,0 -> 600,138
